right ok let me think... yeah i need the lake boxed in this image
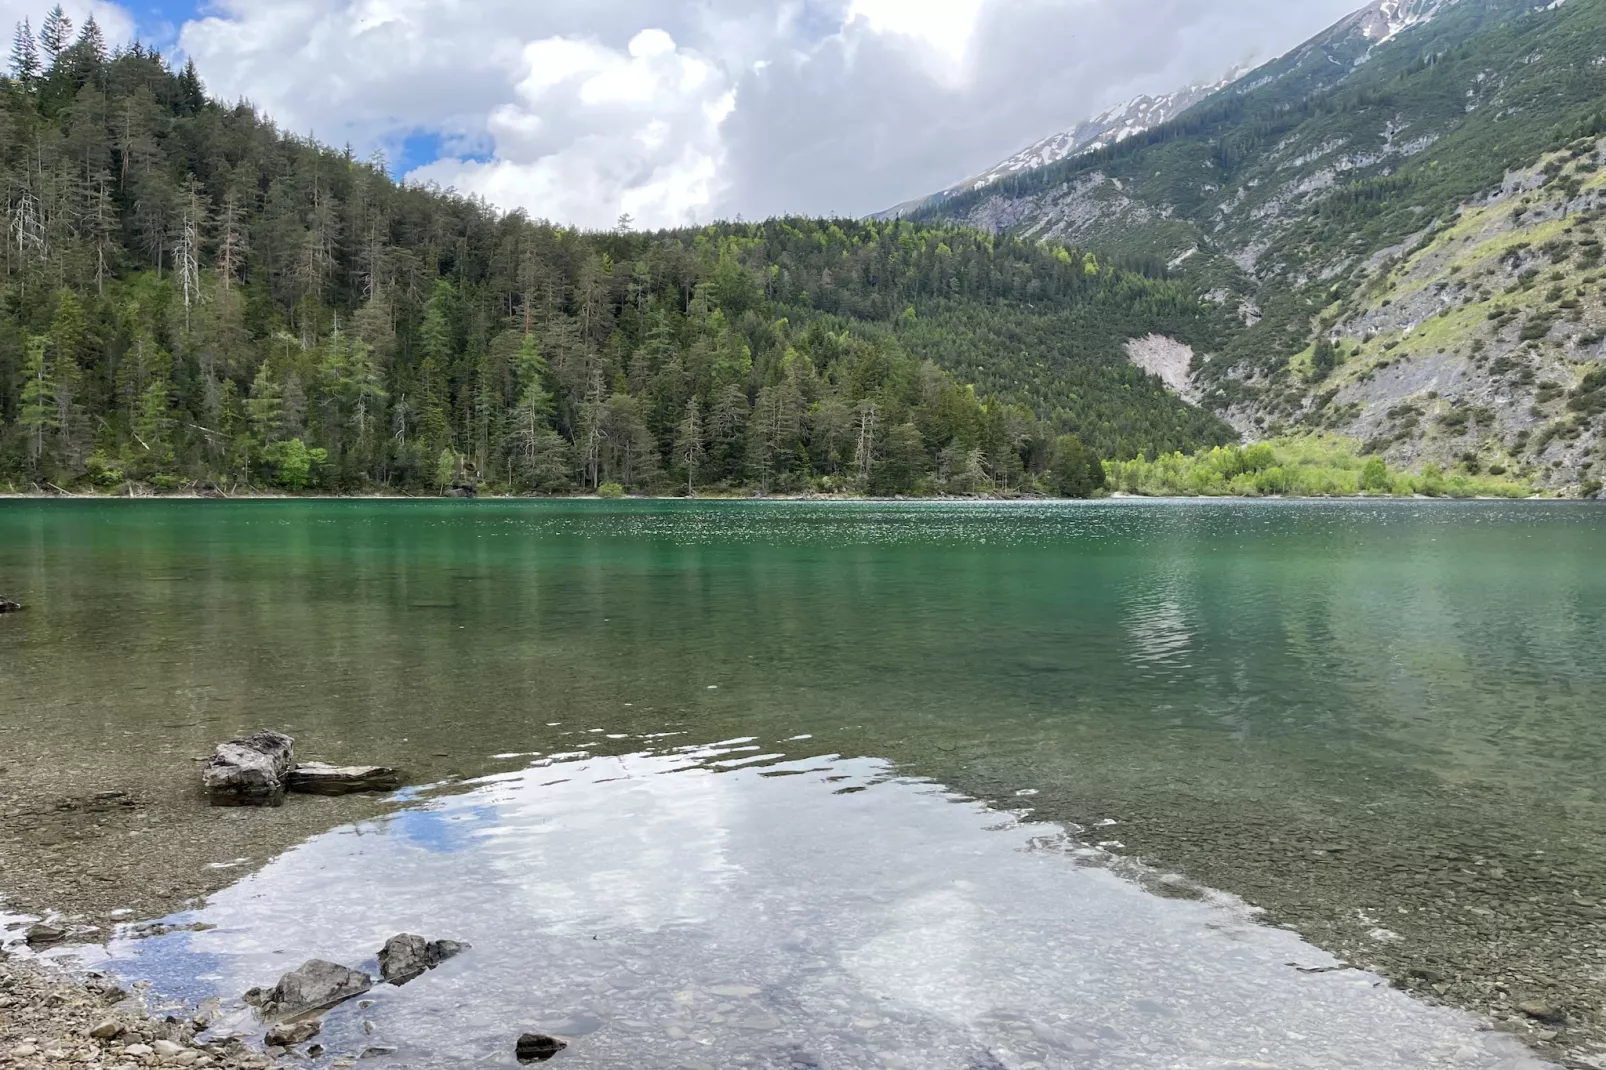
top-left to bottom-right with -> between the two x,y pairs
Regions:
2,499 -> 1602,1068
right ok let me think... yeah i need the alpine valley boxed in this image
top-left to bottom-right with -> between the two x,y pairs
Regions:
898,0 -> 1606,496
1,0 -> 1604,497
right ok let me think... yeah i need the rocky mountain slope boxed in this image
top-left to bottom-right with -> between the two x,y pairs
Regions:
911,0 -> 1606,493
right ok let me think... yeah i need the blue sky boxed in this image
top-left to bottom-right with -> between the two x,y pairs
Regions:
7,0 -> 1364,228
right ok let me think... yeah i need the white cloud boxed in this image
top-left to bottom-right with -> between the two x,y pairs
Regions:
170,0 -> 1365,229
847,0 -> 985,70
409,29 -> 736,230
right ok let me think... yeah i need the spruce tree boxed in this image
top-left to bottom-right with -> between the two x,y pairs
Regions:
9,19 -> 40,82
19,337 -> 61,466
177,58 -> 205,113
76,14 -> 105,61
675,397 -> 705,496
38,5 -> 71,61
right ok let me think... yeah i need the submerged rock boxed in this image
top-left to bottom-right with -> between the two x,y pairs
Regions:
288,762 -> 401,796
203,731 -> 295,807
257,959 -> 371,1018
0,597 -> 21,613
25,922 -> 66,947
377,933 -> 469,985
1519,1000 -> 1566,1024
515,1033 -> 567,1063
264,1019 -> 322,1047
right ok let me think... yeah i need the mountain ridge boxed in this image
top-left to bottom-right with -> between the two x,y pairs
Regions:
875,67 -> 1248,221
908,0 -> 1606,494
876,0 -> 1467,226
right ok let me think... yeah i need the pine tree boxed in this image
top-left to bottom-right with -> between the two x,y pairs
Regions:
19,337 -> 60,466
38,6 -> 71,62
675,396 -> 704,496
9,19 -> 40,82
47,292 -> 87,464
177,58 -> 205,113
247,363 -> 285,456
75,15 -> 105,62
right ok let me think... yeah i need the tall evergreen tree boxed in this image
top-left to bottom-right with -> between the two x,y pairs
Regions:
37,5 -> 69,61
8,19 -> 40,82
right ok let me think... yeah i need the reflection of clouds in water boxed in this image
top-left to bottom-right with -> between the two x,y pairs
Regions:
481,752 -> 739,933
843,883 -> 997,1022
102,746 -> 1552,1070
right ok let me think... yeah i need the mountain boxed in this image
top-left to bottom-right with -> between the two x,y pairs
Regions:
0,29 -> 1234,498
911,0 -> 1606,494
876,69 -> 1247,220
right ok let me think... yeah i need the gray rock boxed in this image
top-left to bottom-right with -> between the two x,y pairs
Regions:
25,923 -> 65,947
259,959 -> 371,1018
264,1019 -> 321,1047
88,1020 -> 122,1039
515,1034 -> 567,1063
203,731 -> 295,807
288,763 -> 401,796
1518,1000 -> 1566,1024
0,597 -> 21,613
377,933 -> 469,985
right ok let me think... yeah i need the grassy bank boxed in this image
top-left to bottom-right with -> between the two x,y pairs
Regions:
1105,436 -> 1534,499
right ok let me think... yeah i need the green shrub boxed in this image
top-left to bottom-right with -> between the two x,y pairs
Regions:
597,482 -> 626,499
1106,436 -> 1529,499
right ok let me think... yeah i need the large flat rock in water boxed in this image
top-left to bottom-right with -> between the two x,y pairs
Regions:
288,763 -> 400,796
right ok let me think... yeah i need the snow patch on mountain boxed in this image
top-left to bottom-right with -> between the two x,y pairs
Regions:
874,67 -> 1246,219
962,69 -> 1248,192
1358,0 -> 1457,44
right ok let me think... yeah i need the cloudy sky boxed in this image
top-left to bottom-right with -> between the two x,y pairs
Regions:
6,0 -> 1364,228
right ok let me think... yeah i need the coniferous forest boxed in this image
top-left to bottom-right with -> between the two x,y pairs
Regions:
0,13 -> 1236,497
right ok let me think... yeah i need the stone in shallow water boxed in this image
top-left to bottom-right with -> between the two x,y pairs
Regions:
202,731 -> 295,807
515,1034 -> 567,1063
25,922 -> 65,947
265,1019 -> 321,1047
259,959 -> 371,1017
288,763 -> 401,796
377,933 -> 469,985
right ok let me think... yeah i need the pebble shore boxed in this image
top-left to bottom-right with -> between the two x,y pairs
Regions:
0,954 -> 282,1070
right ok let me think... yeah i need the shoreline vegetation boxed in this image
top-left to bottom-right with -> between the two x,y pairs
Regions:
1104,435 -> 1540,499
0,436 -> 1566,500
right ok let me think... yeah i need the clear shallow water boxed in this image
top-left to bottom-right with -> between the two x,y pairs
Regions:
2,499 -> 1604,1064
106,742 -> 1546,1069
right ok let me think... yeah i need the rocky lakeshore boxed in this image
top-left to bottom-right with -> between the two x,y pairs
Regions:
0,953 -> 280,1070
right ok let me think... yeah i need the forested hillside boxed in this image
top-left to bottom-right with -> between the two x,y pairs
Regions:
0,15 -> 1234,497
